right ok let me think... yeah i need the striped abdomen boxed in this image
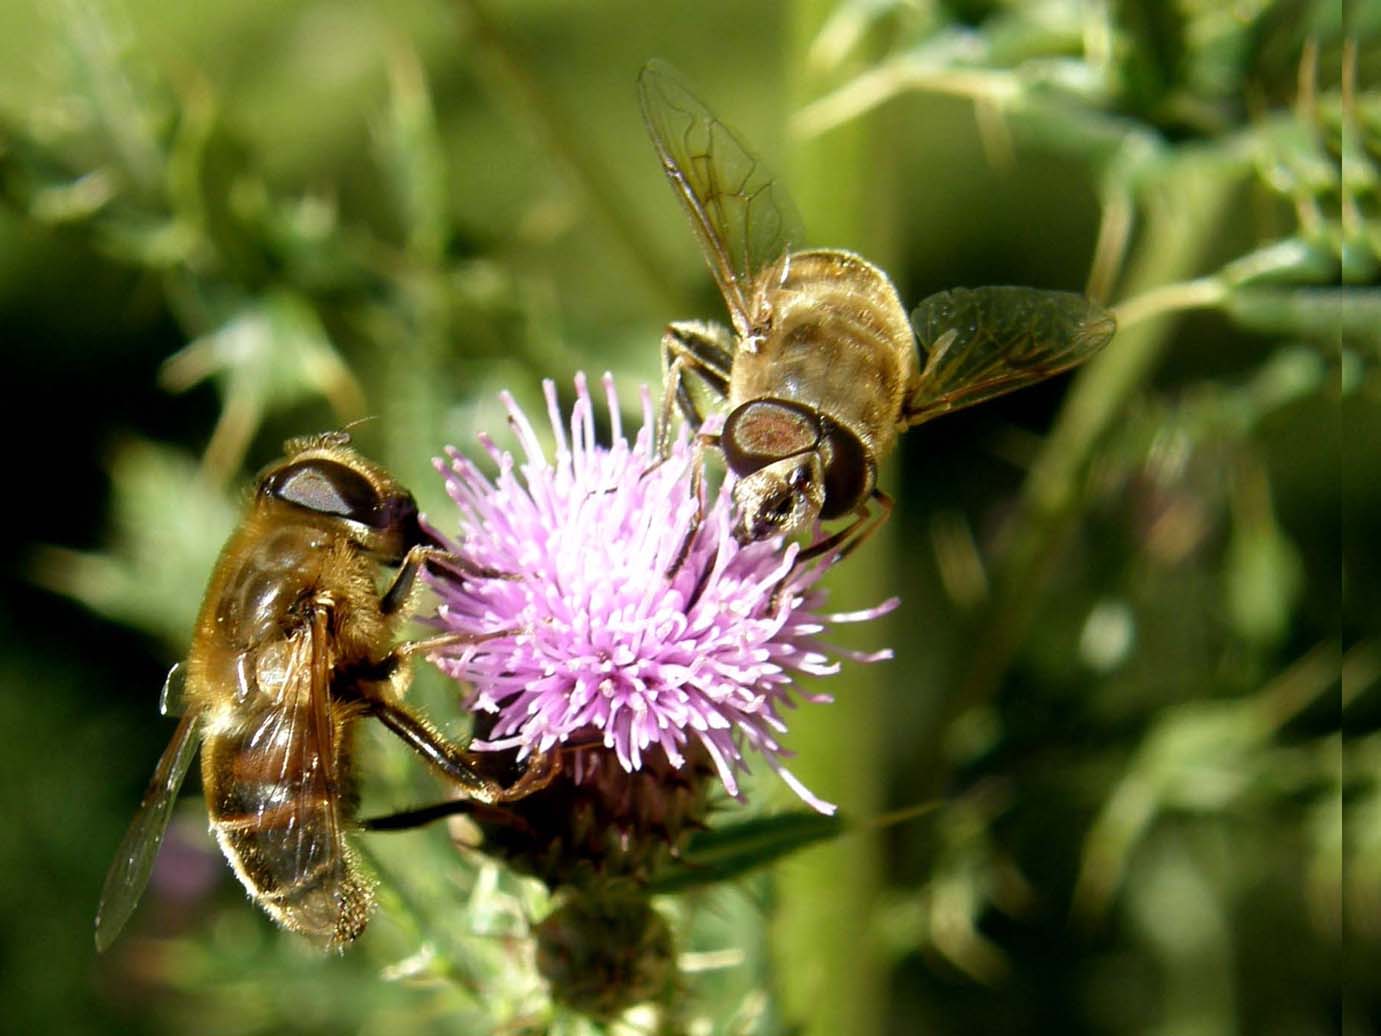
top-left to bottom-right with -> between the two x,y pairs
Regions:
202,700 -> 371,947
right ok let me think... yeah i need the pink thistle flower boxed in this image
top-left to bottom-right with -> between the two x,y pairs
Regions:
424,373 -> 895,816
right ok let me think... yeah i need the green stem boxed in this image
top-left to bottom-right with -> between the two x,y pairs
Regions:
454,0 -> 679,313
770,8 -> 890,1036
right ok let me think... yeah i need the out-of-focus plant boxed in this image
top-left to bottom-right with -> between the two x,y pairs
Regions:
2,0 -> 1367,1034
9,6 -> 570,641
783,1 -> 1363,1034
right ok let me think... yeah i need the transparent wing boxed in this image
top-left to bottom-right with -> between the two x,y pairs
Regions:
905,287 -> 1117,426
638,59 -> 804,336
247,605 -> 345,902
94,711 -> 201,951
159,662 -> 187,717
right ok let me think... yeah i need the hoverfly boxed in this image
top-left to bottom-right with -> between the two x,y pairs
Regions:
95,433 -> 555,951
639,60 -> 1116,556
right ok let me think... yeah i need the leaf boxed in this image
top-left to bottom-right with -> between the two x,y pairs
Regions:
649,810 -> 844,893
28,438 -> 237,648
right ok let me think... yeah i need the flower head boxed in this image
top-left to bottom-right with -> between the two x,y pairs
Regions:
425,373 -> 894,817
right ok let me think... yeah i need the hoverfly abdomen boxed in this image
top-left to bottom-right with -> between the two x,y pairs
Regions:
203,688 -> 369,948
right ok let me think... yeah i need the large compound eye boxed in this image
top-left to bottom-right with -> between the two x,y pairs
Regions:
817,424 -> 871,521
722,399 -> 821,475
262,460 -> 387,526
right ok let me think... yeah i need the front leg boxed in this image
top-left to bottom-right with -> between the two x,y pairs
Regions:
768,490 -> 895,612
380,543 -> 510,617
664,429 -> 720,581
658,322 -> 734,579
379,544 -> 432,617
796,488 -> 895,564
657,320 -> 734,459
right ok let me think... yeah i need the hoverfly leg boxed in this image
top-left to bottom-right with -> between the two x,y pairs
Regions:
391,629 -> 514,659
359,799 -> 537,835
424,551 -> 515,583
381,546 -> 512,617
657,320 -> 733,459
367,695 -> 478,787
379,544 -> 441,616
768,490 -> 895,612
798,488 -> 894,564
493,747 -> 564,801
361,750 -> 570,833
665,430 -> 719,581
658,321 -> 733,578
365,694 -> 507,802
364,678 -> 561,806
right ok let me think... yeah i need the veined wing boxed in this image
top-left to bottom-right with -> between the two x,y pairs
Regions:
94,711 -> 201,951
905,287 -> 1116,426
639,59 -> 804,338
159,662 -> 187,716
235,605 -> 347,925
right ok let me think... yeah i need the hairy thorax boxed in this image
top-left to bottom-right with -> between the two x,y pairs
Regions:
185,512 -> 387,717
733,248 -> 916,459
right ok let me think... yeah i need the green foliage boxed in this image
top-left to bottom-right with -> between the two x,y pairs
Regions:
650,811 -> 847,895
0,1 -> 1365,1034
30,439 -> 236,649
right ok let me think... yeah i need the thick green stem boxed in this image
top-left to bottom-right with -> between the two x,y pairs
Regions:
770,7 -> 891,1036
454,0 -> 679,313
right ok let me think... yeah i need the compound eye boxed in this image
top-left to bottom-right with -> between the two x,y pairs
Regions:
263,460 -> 386,526
818,425 -> 871,521
722,399 -> 821,475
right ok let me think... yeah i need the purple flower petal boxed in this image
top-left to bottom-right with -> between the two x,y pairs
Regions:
424,373 -> 894,815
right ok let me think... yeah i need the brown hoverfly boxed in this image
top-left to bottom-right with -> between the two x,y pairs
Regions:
94,433 -> 555,951
639,60 -> 1117,557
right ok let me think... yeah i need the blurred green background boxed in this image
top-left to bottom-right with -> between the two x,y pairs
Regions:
0,1 -> 1367,1034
